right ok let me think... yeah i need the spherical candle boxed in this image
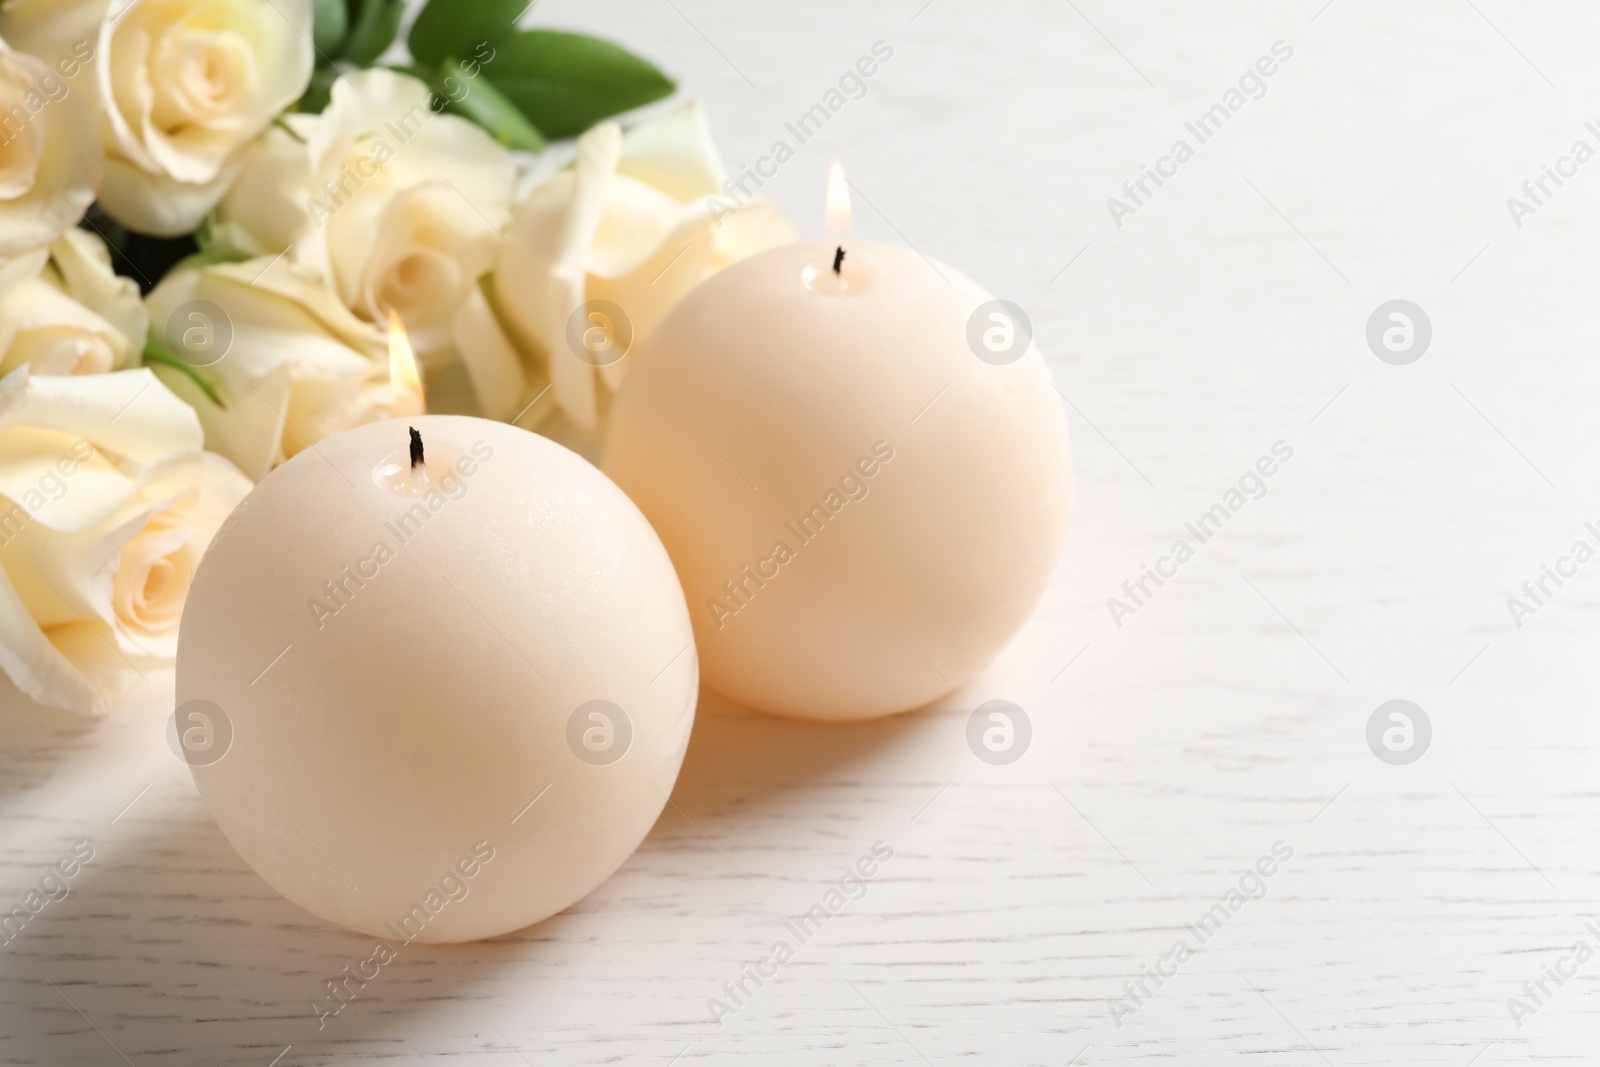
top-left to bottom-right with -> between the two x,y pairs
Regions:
603,240 -> 1071,721
175,416 -> 696,942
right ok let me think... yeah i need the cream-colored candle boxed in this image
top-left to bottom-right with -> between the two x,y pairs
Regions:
175,412 -> 696,942
603,212 -> 1071,720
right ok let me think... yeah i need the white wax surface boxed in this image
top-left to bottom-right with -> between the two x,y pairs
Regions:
604,241 -> 1071,720
176,417 -> 696,942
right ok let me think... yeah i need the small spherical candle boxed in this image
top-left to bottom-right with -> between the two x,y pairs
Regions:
175,416 -> 696,942
603,239 -> 1071,721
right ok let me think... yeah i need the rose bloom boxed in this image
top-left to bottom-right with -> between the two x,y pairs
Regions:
144,254 -> 394,481
0,229 -> 147,376
212,68 -> 523,417
0,35 -> 101,258
0,0 -> 313,236
0,365 -> 250,714
491,102 -> 796,432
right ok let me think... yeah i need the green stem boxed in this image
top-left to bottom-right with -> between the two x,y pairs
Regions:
143,339 -> 228,410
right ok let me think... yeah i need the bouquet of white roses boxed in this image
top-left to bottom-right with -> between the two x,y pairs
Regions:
0,0 -> 794,714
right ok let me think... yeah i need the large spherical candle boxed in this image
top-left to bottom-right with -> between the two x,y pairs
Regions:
175,416 -> 696,942
603,240 -> 1071,721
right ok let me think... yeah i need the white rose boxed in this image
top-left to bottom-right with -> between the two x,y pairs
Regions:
0,229 -> 146,376
0,364 -> 251,715
0,35 -> 102,257
0,0 -> 314,236
492,101 -> 797,430
144,254 -> 394,481
213,69 -> 524,418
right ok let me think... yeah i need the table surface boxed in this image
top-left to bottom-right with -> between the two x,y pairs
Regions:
4,1 -> 1600,1064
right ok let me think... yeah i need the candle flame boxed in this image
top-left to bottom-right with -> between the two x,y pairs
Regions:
825,157 -> 852,238
387,309 -> 425,416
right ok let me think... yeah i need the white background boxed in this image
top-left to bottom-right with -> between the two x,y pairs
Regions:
4,0 -> 1600,1063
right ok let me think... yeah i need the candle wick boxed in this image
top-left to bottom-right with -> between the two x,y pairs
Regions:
832,246 -> 845,275
409,426 -> 424,469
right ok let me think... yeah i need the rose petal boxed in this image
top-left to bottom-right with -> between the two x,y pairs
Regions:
95,154 -> 241,238
210,124 -> 313,257
152,357 -> 290,482
709,198 -> 799,268
452,286 -> 526,421
146,258 -> 386,480
493,170 -> 573,356
0,247 -> 49,295
0,560 -> 124,715
44,229 -> 149,361
544,273 -> 597,428
582,175 -> 694,279
0,443 -> 249,715
587,208 -> 716,393
0,363 -> 199,462
1,445 -> 245,651
617,100 -> 727,203
0,367 -> 201,532
0,39 -> 103,255
491,99 -> 798,429
0,278 -> 127,376
358,183 -> 500,355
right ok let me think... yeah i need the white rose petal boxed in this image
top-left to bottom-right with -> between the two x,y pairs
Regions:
41,228 -> 148,357
0,231 -> 146,378
0,365 -> 250,715
0,279 -> 122,375
452,285 -> 529,422
709,198 -> 802,269
210,122 -> 313,257
215,70 -> 526,421
614,99 -> 727,202
145,255 -> 389,480
493,101 -> 797,430
0,36 -> 103,255
2,0 -> 314,236
0,246 -> 49,294
309,72 -> 518,393
358,182 -> 501,360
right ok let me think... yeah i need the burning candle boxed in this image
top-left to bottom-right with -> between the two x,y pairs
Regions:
386,309 -> 425,419
603,162 -> 1073,720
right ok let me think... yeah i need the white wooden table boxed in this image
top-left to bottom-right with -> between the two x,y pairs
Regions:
4,1 -> 1599,1063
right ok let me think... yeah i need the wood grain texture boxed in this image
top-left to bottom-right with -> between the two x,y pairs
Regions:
5,0 -> 1600,1063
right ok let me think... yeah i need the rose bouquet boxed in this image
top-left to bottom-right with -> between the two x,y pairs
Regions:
0,0 -> 794,714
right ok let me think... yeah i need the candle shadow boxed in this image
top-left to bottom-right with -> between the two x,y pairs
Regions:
0,682 -> 103,806
0,677 -> 952,1063
0,680 -> 575,1064
0,789 -> 562,1065
665,682 -> 945,812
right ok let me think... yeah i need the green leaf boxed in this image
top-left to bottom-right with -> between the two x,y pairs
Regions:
434,57 -> 544,151
312,0 -> 348,55
193,215 -> 218,253
144,339 -> 227,410
387,62 -> 432,82
295,65 -> 340,114
408,0 -> 527,69
341,0 -> 403,64
485,30 -> 674,140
